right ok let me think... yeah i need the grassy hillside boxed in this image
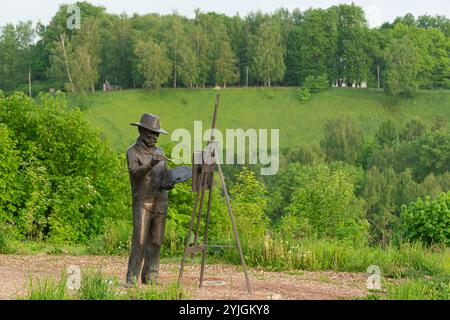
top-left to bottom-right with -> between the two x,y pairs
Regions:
81,88 -> 450,152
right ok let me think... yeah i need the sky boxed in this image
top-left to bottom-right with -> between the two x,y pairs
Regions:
1,0 -> 449,28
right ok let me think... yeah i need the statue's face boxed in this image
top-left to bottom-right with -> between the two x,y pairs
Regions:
139,127 -> 159,148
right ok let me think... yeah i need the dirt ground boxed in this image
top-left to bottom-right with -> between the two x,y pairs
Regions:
0,254 -> 369,300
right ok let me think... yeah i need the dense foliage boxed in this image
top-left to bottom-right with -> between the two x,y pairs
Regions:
397,192 -> 450,246
0,2 -> 449,97
0,91 -> 129,242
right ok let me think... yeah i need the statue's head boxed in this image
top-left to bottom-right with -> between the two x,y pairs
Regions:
138,126 -> 159,148
130,113 -> 168,148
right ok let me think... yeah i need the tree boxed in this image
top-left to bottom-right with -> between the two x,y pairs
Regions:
360,166 -> 399,244
417,14 -> 450,36
334,4 -> 370,87
384,37 -> 420,97
365,29 -> 386,88
283,165 -> 368,243
375,120 -> 398,147
250,20 -> 286,87
284,26 -> 303,85
162,15 -> 197,88
399,119 -> 426,142
385,23 -> 449,92
227,14 -> 251,86
49,17 -> 101,92
411,132 -> 450,181
71,17 -> 101,92
320,118 -> 364,165
99,13 -> 135,88
134,39 -> 171,89
49,33 -> 75,91
191,23 -> 211,87
0,22 -> 35,92
285,8 -> 338,86
209,18 -> 239,87
230,168 -> 270,242
214,41 -> 240,87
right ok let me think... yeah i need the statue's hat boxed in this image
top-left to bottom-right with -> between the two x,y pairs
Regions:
131,113 -> 168,135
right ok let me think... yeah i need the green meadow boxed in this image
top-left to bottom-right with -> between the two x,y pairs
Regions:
81,88 -> 450,152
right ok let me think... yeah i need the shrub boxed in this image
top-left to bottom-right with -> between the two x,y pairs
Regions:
0,124 -> 22,230
297,87 -> 311,102
411,132 -> 450,181
400,119 -> 426,142
282,164 -> 369,243
303,74 -> 329,93
375,120 -> 398,147
228,168 -> 270,244
286,144 -> 324,165
397,192 -> 450,246
0,92 -> 130,243
87,220 -> 132,255
320,118 -> 364,165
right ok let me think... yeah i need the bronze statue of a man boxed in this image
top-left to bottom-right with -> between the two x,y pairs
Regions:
125,113 -> 175,285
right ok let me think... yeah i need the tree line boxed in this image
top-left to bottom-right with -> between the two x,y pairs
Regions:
0,2 -> 449,96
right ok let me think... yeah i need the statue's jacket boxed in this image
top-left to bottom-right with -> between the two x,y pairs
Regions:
126,139 -> 169,213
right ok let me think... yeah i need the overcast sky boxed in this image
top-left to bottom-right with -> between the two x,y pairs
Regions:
1,0 -> 449,28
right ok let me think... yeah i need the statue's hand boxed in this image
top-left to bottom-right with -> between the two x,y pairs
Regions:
150,158 -> 161,167
165,180 -> 176,190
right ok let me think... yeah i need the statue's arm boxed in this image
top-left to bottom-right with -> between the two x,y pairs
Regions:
161,149 -> 176,190
127,150 -> 152,179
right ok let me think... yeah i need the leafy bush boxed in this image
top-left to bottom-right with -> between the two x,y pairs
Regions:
0,92 -> 130,243
375,120 -> 398,147
400,119 -> 426,142
303,74 -> 329,93
410,132 -> 450,181
320,118 -> 364,165
228,168 -> 270,244
285,144 -> 324,165
281,164 -> 369,243
0,124 -> 22,230
297,87 -> 311,102
87,219 -> 132,255
397,192 -> 450,246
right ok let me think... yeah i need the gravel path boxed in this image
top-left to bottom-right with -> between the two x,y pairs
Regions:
0,254 -> 369,300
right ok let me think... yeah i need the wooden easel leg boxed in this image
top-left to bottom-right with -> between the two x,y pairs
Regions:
178,190 -> 201,285
199,173 -> 214,288
191,188 -> 206,260
217,162 -> 252,294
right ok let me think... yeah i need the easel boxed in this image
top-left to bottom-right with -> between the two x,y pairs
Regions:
177,89 -> 252,294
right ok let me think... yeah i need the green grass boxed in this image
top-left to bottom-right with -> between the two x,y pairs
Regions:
23,270 -> 188,300
25,274 -> 69,300
220,237 -> 450,278
80,88 -> 450,152
386,276 -> 450,300
86,219 -> 132,256
4,240 -> 89,255
0,229 -> 13,254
